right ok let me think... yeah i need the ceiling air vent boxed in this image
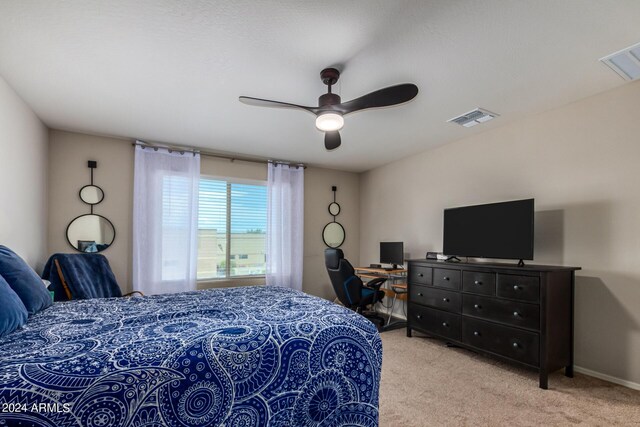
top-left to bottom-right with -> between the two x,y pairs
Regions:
600,41 -> 640,81
448,108 -> 499,128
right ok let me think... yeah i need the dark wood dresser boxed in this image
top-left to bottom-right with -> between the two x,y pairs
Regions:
406,259 -> 580,389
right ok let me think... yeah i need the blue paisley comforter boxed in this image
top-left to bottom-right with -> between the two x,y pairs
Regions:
0,286 -> 382,427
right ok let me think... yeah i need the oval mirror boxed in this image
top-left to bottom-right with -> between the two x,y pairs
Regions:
79,185 -> 104,205
328,202 -> 341,216
66,214 -> 115,253
322,222 -> 345,248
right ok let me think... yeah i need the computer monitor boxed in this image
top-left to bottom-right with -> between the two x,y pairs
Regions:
380,242 -> 403,269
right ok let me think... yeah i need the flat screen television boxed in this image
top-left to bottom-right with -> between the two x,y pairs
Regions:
380,242 -> 403,269
443,199 -> 534,262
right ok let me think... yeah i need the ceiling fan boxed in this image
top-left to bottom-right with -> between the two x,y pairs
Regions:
239,68 -> 419,150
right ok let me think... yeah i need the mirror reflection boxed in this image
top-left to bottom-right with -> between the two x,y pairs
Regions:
323,222 -> 345,248
79,185 -> 104,205
67,214 -> 115,253
328,202 -> 341,216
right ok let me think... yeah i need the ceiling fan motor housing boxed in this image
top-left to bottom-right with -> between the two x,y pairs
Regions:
318,93 -> 341,108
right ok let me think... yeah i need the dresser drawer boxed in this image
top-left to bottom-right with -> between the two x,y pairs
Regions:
497,274 -> 540,303
462,294 -> 540,331
433,268 -> 461,290
462,317 -> 539,366
409,265 -> 432,285
409,304 -> 461,341
409,285 -> 461,313
462,271 -> 496,296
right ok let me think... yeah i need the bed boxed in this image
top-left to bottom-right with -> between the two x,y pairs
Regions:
0,285 -> 382,427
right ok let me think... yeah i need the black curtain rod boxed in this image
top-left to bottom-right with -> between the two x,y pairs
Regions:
132,141 -> 307,169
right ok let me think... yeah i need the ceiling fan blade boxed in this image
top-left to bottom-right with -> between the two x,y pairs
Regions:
334,83 -> 418,115
239,96 -> 319,114
324,131 -> 341,151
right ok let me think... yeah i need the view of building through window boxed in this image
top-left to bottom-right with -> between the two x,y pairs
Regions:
197,178 -> 267,279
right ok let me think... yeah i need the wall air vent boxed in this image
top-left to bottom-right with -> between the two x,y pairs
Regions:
447,108 -> 499,128
600,41 -> 640,81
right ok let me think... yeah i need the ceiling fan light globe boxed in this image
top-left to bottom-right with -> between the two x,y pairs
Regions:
315,112 -> 344,132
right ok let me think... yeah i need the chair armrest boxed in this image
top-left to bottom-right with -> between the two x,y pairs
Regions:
364,277 -> 387,305
123,291 -> 144,297
53,258 -> 73,300
364,277 -> 387,290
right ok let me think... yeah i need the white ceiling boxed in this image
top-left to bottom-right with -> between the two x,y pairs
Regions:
1,1 -> 639,172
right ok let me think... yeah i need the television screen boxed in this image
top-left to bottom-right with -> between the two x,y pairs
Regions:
443,199 -> 534,260
380,242 -> 404,266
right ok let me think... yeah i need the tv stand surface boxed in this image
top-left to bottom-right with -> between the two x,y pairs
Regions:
406,258 -> 580,389
414,258 -> 577,272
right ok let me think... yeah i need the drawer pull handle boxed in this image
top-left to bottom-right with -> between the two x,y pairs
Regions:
513,285 -> 520,290
418,293 -> 423,297
473,331 -> 480,336
418,273 -> 424,277
417,315 -> 422,319
513,311 -> 520,317
443,276 -> 450,281
442,322 -> 448,327
442,298 -> 449,302
474,280 -> 481,285
512,342 -> 520,348
474,304 -> 481,309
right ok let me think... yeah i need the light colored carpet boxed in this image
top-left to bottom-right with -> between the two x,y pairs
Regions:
379,328 -> 640,426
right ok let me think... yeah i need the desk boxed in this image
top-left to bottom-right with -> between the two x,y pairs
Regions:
354,266 -> 407,275
354,267 -> 407,297
354,267 -> 406,282
355,267 -> 407,328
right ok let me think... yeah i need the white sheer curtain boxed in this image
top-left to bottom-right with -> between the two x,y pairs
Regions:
133,145 -> 200,295
266,163 -> 304,290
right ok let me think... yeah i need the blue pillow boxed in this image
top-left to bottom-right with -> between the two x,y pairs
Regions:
0,245 -> 52,315
0,274 -> 28,336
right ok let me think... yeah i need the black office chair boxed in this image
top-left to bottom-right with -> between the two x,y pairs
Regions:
324,248 -> 386,329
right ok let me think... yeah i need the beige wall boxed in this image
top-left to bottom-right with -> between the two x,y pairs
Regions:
359,81 -> 640,386
304,167 -> 360,300
47,130 -> 359,298
48,131 -> 133,291
0,75 -> 48,270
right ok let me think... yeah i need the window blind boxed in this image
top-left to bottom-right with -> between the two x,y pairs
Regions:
229,183 -> 267,277
197,178 -> 267,280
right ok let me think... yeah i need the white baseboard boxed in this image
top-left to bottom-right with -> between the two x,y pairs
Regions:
574,366 -> 640,391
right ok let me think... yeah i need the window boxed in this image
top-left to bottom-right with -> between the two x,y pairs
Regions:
197,177 -> 267,280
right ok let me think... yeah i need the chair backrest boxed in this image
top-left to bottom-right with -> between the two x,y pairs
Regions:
324,248 -> 363,308
42,253 -> 122,300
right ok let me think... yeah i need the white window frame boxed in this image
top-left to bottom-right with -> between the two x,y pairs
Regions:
197,175 -> 267,281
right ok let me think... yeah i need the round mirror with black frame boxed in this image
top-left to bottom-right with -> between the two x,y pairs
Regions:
66,214 -> 116,252
328,202 -> 341,216
322,222 -> 345,248
66,160 -> 115,253
79,185 -> 104,205
323,186 -> 345,248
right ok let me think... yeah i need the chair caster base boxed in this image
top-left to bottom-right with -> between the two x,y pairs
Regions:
359,313 -> 385,331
